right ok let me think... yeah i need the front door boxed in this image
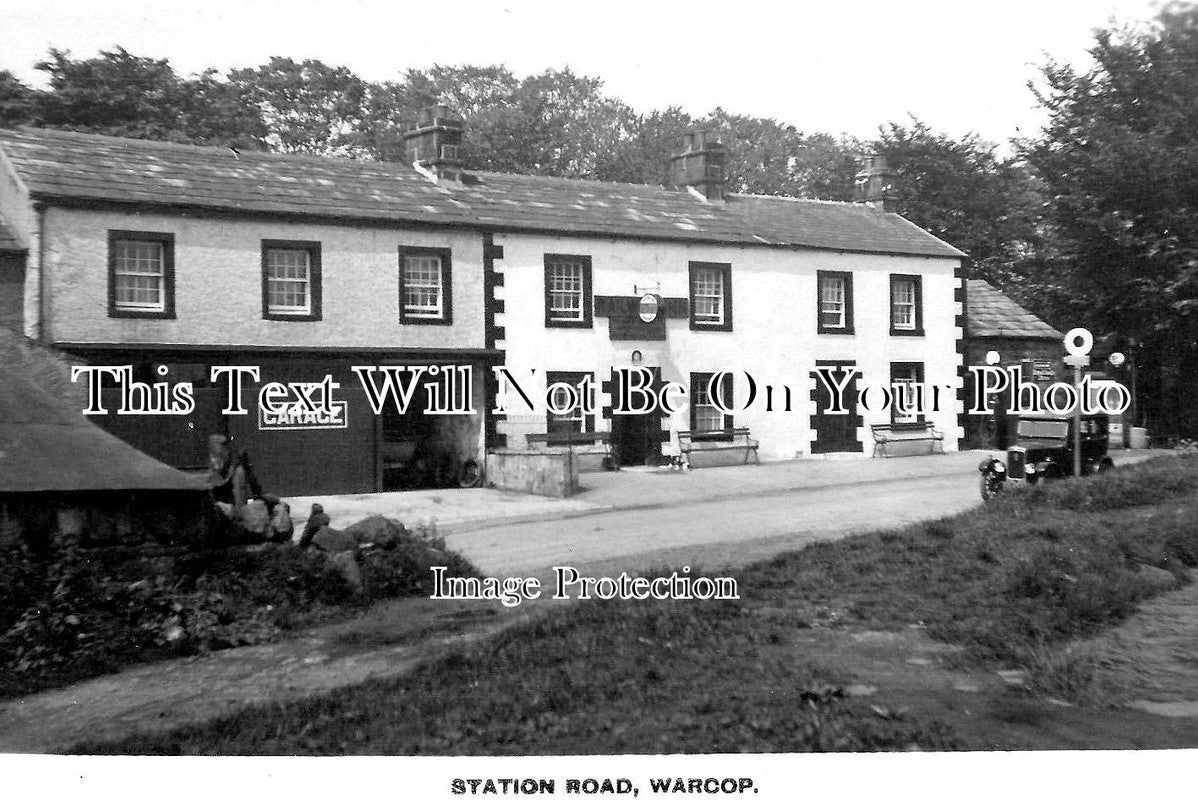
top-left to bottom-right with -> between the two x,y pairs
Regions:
611,366 -> 662,467
811,360 -> 863,454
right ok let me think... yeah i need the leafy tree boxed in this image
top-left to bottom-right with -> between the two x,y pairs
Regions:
33,48 -> 264,147
0,70 -> 39,127
227,57 -> 367,156
1025,1 -> 1198,433
871,118 -> 1042,284
700,109 -> 859,199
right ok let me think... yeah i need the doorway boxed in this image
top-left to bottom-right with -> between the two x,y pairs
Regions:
811,360 -> 864,454
611,366 -> 663,467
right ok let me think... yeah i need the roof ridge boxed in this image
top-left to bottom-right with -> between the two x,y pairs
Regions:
731,192 -> 860,207
2,125 -> 400,171
0,127 -> 969,259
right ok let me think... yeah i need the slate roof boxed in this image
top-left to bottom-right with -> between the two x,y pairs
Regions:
0,365 -> 208,493
0,126 -> 966,259
0,213 -> 22,252
966,279 -> 1061,340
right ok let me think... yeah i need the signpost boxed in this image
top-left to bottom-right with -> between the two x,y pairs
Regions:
1063,329 -> 1093,478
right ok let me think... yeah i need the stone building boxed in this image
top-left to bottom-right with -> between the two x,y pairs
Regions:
0,116 -> 968,494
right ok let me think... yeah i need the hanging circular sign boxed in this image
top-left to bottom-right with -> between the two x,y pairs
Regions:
638,293 -> 660,323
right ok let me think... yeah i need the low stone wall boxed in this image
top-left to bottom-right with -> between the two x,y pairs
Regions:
526,443 -> 610,473
485,450 -> 578,498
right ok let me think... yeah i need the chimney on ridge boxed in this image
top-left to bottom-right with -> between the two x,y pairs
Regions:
402,105 -> 465,181
667,130 -> 728,201
854,153 -> 898,212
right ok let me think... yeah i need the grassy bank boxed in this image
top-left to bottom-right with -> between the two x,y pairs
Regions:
0,523 -> 479,699
74,454 -> 1198,754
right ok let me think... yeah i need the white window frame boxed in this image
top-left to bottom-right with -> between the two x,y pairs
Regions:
547,260 -> 586,322
820,275 -> 846,329
113,239 -> 166,312
892,278 -> 917,331
691,373 -> 728,433
891,363 -> 923,424
264,247 -> 313,316
691,266 -> 725,326
402,254 -> 445,320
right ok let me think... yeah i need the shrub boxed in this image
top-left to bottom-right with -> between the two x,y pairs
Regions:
361,523 -> 481,600
0,522 -> 480,698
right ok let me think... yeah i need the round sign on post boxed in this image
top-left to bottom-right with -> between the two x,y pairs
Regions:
1063,327 -> 1093,369
638,293 -> 660,323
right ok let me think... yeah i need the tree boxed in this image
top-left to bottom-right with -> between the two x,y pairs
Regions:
227,57 -> 368,156
699,109 -> 859,199
1025,1 -> 1198,434
872,118 -> 1042,285
33,48 -> 264,147
0,70 -> 39,127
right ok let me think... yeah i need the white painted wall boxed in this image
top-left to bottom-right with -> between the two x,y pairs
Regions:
40,207 -> 488,350
494,232 -> 964,458
0,149 -> 37,338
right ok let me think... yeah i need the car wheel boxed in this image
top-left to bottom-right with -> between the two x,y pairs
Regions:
980,473 -> 1003,502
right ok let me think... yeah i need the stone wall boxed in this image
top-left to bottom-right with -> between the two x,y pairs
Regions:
485,450 -> 578,498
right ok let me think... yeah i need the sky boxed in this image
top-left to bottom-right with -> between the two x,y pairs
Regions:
0,0 -> 1168,147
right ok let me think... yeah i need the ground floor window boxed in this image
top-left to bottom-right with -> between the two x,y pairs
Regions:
546,371 -> 593,436
690,372 -> 732,435
890,362 -> 925,423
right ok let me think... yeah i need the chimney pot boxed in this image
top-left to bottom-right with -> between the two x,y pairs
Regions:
403,106 -> 465,180
667,129 -> 727,201
854,152 -> 898,212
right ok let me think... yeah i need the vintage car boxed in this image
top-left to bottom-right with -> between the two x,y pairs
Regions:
978,412 -> 1114,501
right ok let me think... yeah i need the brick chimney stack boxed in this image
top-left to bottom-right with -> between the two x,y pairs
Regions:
402,105 -> 465,181
854,153 -> 898,212
668,130 -> 728,201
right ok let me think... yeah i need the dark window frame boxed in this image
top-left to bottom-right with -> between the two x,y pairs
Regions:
543,254 -> 593,328
688,261 -> 733,332
545,370 -> 596,437
816,270 -> 854,335
399,245 -> 453,326
261,239 -> 322,322
689,371 -> 734,440
107,230 -> 176,320
889,274 -> 924,336
890,361 -> 926,424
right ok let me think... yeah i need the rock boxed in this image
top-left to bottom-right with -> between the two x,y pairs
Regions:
238,499 -> 270,535
1135,564 -> 1179,592
328,551 -> 363,590
345,515 -> 407,549
844,684 -> 877,697
268,500 -> 294,543
311,526 -> 357,553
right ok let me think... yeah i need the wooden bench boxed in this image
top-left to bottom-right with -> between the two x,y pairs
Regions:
678,427 -> 760,465
870,422 -> 945,457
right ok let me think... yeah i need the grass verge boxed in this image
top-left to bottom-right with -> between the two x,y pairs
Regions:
72,454 -> 1198,754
